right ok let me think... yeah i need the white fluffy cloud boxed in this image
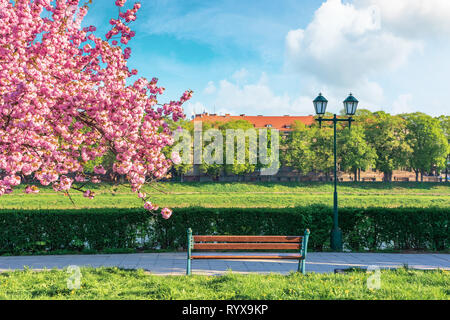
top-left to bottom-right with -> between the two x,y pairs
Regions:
392,94 -> 415,115
357,0 -> 450,38
285,0 -> 419,85
232,68 -> 249,84
285,0 -> 450,115
215,74 -> 297,115
203,81 -> 217,95
196,73 -> 315,116
192,70 -> 388,117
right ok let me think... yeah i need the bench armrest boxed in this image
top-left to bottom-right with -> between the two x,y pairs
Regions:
299,229 -> 310,274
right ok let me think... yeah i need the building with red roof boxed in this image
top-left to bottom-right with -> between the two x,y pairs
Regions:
192,113 -> 315,131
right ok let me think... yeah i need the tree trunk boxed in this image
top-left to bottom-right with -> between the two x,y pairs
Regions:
354,168 -> 358,182
415,170 -> 419,182
383,171 -> 392,182
420,170 -> 424,182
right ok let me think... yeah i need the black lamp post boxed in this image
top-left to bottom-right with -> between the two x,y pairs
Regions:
313,93 -> 359,251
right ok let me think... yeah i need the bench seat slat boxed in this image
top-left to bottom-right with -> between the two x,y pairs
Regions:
193,243 -> 301,250
193,235 -> 302,243
192,254 -> 303,260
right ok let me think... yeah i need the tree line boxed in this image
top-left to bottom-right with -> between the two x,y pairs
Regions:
83,110 -> 449,182
170,110 -> 449,182
284,110 -> 449,182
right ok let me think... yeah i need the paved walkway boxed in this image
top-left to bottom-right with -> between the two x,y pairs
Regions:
0,253 -> 449,275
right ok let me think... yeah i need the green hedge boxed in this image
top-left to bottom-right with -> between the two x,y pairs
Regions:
0,206 -> 448,255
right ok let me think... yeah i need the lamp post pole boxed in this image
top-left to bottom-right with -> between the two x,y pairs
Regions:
316,115 -> 354,251
332,114 -> 340,251
313,93 -> 358,252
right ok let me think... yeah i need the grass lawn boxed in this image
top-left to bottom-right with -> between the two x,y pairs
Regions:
1,182 -> 449,209
0,267 -> 448,300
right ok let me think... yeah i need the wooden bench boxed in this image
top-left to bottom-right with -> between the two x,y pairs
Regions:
186,228 -> 310,275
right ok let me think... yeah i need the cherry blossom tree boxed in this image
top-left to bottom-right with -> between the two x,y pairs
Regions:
0,0 -> 192,219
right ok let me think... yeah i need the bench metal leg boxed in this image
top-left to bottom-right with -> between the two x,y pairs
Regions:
187,258 -> 191,275
187,228 -> 192,275
299,259 -> 306,275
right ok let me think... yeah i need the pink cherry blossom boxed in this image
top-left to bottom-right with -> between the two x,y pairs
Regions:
161,208 -> 172,220
25,185 -> 39,194
144,201 -> 158,211
138,192 -> 146,199
171,151 -> 182,165
94,165 -> 107,175
91,176 -> 101,184
75,174 -> 87,182
83,190 -> 95,199
0,0 -> 190,219
115,0 -> 127,7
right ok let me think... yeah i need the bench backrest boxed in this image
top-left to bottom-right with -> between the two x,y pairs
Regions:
192,235 -> 303,250
187,229 -> 310,256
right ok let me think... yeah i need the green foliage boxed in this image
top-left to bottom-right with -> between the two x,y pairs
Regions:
0,209 -> 152,254
283,121 -> 314,173
309,126 -> 334,174
403,113 -> 449,179
0,206 -> 448,255
172,111 -> 449,181
283,111 -> 450,181
166,119 -> 195,178
438,115 -> 450,145
199,121 -> 225,180
197,119 -> 279,178
340,207 -> 449,251
82,150 -> 115,173
283,121 -> 335,175
284,113 -> 405,181
364,112 -> 412,181
339,125 -> 377,180
220,120 -> 258,176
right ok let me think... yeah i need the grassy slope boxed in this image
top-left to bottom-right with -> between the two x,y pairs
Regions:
0,267 -> 448,300
0,182 -> 449,209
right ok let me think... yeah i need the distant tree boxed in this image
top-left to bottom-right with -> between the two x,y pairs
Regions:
309,125 -> 334,180
403,113 -> 448,181
353,109 -> 377,124
437,116 -> 450,181
285,120 -> 376,181
220,120 -> 257,178
167,119 -> 194,180
365,112 -> 412,182
83,150 -> 116,179
438,116 -> 450,143
282,121 -> 313,174
199,121 -> 223,181
339,125 -> 377,182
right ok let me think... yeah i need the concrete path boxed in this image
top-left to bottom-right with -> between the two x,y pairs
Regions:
0,252 -> 448,275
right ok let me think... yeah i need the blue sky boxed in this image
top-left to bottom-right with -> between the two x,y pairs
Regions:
83,0 -> 450,117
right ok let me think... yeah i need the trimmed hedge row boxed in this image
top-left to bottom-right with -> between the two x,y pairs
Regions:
0,206 -> 448,255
